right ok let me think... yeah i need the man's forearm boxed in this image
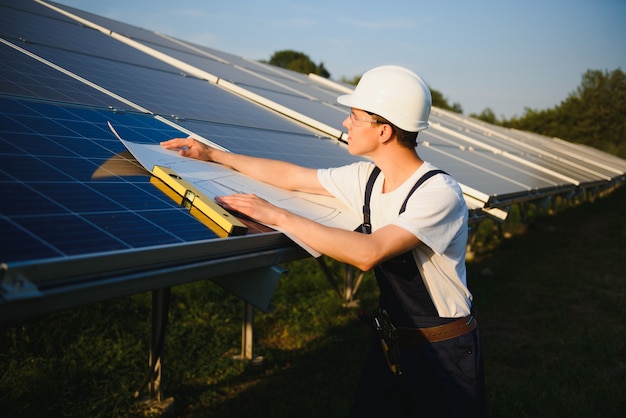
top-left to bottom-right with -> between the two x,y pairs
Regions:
212,149 -> 325,195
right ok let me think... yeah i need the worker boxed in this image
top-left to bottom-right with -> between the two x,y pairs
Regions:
161,65 -> 487,417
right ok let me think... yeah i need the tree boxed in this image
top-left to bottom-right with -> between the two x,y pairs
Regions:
502,68 -> 626,158
340,75 -> 361,86
470,107 -> 498,124
431,89 -> 463,114
268,50 -> 330,78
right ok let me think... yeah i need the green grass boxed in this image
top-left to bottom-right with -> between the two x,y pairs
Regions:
468,187 -> 626,417
2,186 -> 626,417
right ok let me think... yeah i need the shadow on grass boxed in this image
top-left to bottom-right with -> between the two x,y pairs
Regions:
170,320 -> 371,417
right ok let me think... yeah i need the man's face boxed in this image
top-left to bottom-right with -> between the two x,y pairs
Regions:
343,108 -> 383,156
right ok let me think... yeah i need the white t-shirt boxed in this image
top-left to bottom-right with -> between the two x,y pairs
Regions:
318,161 -> 472,318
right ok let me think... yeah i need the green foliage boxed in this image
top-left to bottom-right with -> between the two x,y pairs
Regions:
268,50 -> 330,78
470,107 -> 498,124
431,88 -> 463,114
501,68 -> 626,158
339,74 -> 361,85
469,185 -> 626,417
0,295 -> 151,417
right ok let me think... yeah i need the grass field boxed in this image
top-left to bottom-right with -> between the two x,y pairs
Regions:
2,185 -> 625,417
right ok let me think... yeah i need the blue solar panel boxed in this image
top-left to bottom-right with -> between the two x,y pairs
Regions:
0,1 -> 367,268
0,3 -> 362,169
1,3 -> 331,135
0,3 -> 177,75
21,41 -> 329,133
0,42 -> 130,109
0,97 -> 221,263
172,118 -> 360,168
0,0 -> 76,23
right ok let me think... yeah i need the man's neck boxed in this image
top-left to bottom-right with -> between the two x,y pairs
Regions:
374,149 -> 424,193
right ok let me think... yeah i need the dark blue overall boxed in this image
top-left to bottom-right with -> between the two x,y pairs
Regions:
350,167 -> 487,418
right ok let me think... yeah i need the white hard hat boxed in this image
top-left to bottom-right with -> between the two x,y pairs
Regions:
337,65 -> 431,132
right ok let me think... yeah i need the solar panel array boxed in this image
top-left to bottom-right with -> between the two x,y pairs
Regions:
1,0 -> 625,318
0,0 -> 360,262
36,1 -> 626,207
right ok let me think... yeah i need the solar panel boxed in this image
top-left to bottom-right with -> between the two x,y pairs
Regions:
0,41 -> 131,109
429,110 -> 620,182
0,1 -> 365,272
1,12 -> 350,145
487,121 -> 626,175
171,118 -> 359,168
44,0 -> 349,109
0,97 -> 222,263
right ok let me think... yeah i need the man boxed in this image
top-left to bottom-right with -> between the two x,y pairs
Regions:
161,65 -> 487,417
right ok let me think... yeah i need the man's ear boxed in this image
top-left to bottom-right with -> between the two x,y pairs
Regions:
378,124 -> 395,144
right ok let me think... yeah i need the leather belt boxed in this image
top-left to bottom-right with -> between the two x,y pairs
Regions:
396,315 -> 476,345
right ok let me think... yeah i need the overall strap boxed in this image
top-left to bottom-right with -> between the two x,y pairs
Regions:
361,166 -> 381,234
361,167 -> 448,233
399,169 -> 448,214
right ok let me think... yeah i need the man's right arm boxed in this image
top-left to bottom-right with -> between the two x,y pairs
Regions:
160,137 -> 329,196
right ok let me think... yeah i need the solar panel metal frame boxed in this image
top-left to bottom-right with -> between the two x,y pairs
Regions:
1,231 -> 307,321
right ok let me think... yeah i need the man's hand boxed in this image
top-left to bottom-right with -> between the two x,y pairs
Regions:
216,194 -> 285,227
160,137 -> 216,161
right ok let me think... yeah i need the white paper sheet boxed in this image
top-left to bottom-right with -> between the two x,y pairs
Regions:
108,122 -> 361,256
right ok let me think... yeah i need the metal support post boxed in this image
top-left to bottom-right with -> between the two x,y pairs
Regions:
148,288 -> 167,400
233,301 -> 263,364
241,302 -> 254,360
134,287 -> 174,414
317,256 -> 363,306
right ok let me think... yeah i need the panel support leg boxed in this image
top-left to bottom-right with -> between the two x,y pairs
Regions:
241,302 -> 254,360
233,302 -> 263,364
133,287 -> 175,414
317,256 -> 363,307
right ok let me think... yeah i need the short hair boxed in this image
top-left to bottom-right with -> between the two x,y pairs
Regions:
366,111 -> 419,149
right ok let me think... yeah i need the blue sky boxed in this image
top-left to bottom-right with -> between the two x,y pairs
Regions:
56,0 -> 625,119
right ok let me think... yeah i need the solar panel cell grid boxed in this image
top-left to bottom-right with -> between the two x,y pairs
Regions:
0,0 -> 75,22
42,1 -> 343,106
0,43 -> 130,109
0,4 -> 178,76
20,40 -> 331,135
174,118 -> 362,169
0,98 -> 221,263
